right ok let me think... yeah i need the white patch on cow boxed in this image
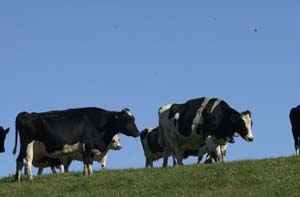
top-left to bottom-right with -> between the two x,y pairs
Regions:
191,98 -> 210,135
210,99 -> 222,113
241,113 -> 254,141
51,142 -> 81,156
59,164 -> 65,173
159,104 -> 172,114
126,110 -> 133,117
110,134 -> 122,150
296,148 -> 300,157
25,141 -> 34,180
174,113 -> 180,120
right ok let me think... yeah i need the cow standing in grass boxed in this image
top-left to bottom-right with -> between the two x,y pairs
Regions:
289,106 -> 300,156
158,97 -> 254,167
13,107 -> 139,181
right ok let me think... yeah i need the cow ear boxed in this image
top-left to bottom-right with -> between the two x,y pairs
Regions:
246,110 -> 251,117
168,106 -> 178,120
4,128 -> 9,134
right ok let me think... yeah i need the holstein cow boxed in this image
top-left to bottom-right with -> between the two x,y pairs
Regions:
141,127 -> 204,167
289,106 -> 300,156
0,127 -> 10,153
33,134 -> 122,175
158,97 -> 254,167
62,134 -> 122,172
140,127 -> 170,167
13,107 -> 139,181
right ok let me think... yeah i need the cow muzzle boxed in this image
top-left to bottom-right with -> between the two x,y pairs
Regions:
243,135 -> 254,142
111,145 -> 122,150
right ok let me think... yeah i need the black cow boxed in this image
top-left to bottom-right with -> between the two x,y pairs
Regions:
158,97 -> 254,167
13,107 -> 139,181
289,106 -> 300,156
0,127 -> 10,153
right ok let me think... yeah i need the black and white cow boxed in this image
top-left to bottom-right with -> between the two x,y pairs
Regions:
0,127 -> 10,153
13,107 -> 139,181
289,106 -> 300,156
33,134 -> 122,175
158,97 -> 254,167
140,128 -> 170,167
62,134 -> 122,172
140,127 -> 205,167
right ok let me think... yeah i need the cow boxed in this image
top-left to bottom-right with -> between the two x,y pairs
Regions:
13,107 -> 139,181
33,134 -> 122,175
289,106 -> 300,156
62,134 -> 122,172
141,127 -> 206,167
158,97 -> 254,167
0,127 -> 10,153
140,127 -> 170,168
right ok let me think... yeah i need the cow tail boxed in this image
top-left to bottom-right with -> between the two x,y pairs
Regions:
12,116 -> 19,155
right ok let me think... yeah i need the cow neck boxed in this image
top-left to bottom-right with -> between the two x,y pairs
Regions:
99,112 -> 120,148
218,105 -> 240,137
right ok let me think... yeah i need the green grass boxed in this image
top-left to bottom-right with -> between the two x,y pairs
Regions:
1,157 -> 300,196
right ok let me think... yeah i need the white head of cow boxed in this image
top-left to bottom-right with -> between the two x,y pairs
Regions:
238,111 -> 254,142
110,134 -> 122,150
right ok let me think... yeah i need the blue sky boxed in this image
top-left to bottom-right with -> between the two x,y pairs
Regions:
0,1 -> 299,177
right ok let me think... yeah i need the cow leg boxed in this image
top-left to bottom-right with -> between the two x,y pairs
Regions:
162,150 -> 169,168
51,167 -> 57,174
62,157 -> 72,173
206,136 -> 222,162
37,168 -> 44,175
24,141 -> 34,180
296,144 -> 300,157
59,164 -> 65,173
172,156 -> 177,166
101,155 -> 108,169
15,153 -> 24,182
204,154 -> 213,164
220,144 -> 227,162
176,152 -> 184,165
82,151 -> 93,176
145,158 -> 150,168
198,144 -> 208,164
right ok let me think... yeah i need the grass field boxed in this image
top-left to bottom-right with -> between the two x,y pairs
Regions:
1,157 -> 300,196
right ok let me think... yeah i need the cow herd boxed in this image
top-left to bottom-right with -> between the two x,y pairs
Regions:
0,96 -> 297,182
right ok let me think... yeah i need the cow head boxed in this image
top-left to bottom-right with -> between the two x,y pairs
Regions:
231,111 -> 254,142
0,127 -> 9,153
109,134 -> 122,150
115,108 -> 140,137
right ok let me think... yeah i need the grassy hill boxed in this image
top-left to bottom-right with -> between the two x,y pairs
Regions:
1,157 -> 300,196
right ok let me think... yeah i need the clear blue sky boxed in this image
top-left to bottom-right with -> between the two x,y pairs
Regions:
0,1 -> 299,177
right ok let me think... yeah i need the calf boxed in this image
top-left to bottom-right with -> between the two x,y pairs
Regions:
34,134 -> 121,175
62,134 -> 122,172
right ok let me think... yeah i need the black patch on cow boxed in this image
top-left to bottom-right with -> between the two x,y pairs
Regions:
140,128 -> 164,154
